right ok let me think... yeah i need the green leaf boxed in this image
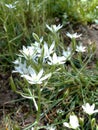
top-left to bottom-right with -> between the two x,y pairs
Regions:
10,76 -> 16,92
33,33 -> 40,42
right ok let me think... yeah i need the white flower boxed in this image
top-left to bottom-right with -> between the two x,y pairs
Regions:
33,41 -> 42,54
31,127 -> 34,130
63,47 -> 72,60
26,0 -> 30,5
33,38 -> 43,55
82,103 -> 98,115
43,41 -> 55,62
19,37 -> 43,60
46,24 -> 63,33
76,44 -> 86,52
48,53 -> 66,65
19,44 -> 42,62
63,115 -> 79,129
57,109 -> 65,115
46,125 -> 56,130
20,46 -> 35,59
5,4 -> 16,9
66,32 -> 82,39
12,58 -> 29,75
14,1 -> 19,4
22,69 -> 51,84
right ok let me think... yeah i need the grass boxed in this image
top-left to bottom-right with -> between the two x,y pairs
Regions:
0,0 -> 49,71
46,0 -> 98,25
0,0 -> 98,130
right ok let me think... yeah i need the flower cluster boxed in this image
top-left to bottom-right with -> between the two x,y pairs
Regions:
66,32 -> 87,53
12,24 -> 96,130
63,103 -> 98,129
13,25 -> 87,86
12,25 -> 66,84
31,103 -> 98,130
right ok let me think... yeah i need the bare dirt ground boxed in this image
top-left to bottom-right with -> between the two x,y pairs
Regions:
77,23 -> 98,56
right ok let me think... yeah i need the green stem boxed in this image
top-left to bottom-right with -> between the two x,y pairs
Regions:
81,126 -> 84,130
35,84 -> 41,129
28,88 -> 38,111
72,38 -> 76,52
78,52 -> 83,65
89,115 -> 93,130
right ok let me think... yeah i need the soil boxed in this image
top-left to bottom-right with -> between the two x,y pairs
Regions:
0,23 -> 98,129
0,72 -> 36,129
76,23 -> 98,57
63,23 -> 98,56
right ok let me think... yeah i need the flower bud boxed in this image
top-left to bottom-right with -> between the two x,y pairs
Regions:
91,118 -> 96,128
79,117 -> 84,126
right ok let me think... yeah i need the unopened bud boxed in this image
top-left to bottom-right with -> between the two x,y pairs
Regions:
91,118 -> 96,128
79,117 -> 84,126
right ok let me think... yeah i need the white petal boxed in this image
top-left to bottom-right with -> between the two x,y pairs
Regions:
29,68 -> 36,77
37,69 -> 44,79
82,103 -> 96,115
44,42 -> 48,51
94,109 -> 98,113
40,73 -> 51,82
53,53 -> 58,61
46,24 -> 52,32
44,42 -> 49,57
70,115 -> 79,129
22,75 -> 32,81
31,127 -> 34,130
91,104 -> 95,110
49,41 -> 55,53
63,122 -> 70,128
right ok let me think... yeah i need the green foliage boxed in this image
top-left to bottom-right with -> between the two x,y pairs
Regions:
0,0 -> 98,71
11,25 -> 98,129
0,0 -> 98,129
0,0 -> 48,70
46,0 -> 98,24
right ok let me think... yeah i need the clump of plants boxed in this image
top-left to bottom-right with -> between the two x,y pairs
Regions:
11,24 -> 98,129
0,0 -> 48,71
46,0 -> 98,24
1,0 -> 98,130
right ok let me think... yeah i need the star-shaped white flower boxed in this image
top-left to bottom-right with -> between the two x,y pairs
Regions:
76,44 -> 86,52
48,53 -> 66,65
22,69 -> 51,84
63,47 -> 72,60
19,43 -> 42,62
66,32 -> 82,39
12,58 -> 29,75
63,115 -> 79,129
46,24 -> 63,33
20,46 -> 35,59
46,125 -> 56,130
82,103 -> 98,115
43,41 -> 55,62
5,4 -> 16,9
